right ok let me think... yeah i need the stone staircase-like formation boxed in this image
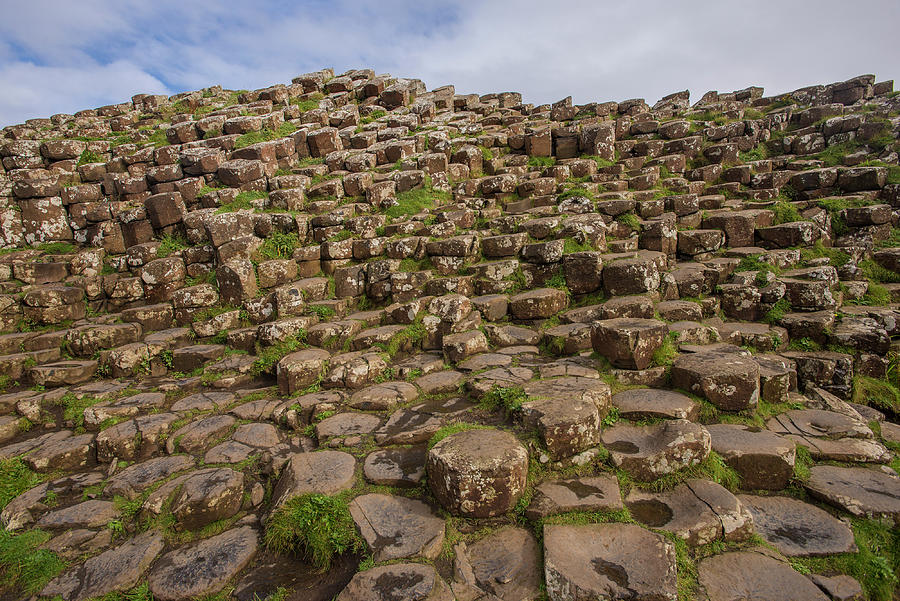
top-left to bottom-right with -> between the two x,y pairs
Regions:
0,68 -> 898,601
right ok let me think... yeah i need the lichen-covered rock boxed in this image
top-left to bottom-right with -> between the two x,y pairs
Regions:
427,428 -> 527,517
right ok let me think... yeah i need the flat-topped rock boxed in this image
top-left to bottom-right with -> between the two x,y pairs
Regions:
698,550 -> 829,601
427,428 -> 528,517
591,318 -> 668,370
601,419 -> 711,481
525,475 -> 623,519
611,388 -> 699,420
739,494 -> 856,557
671,350 -> 760,411
349,493 -> 444,562
272,450 -> 356,506
627,479 -> 753,546
544,523 -> 677,601
508,288 -> 568,319
805,465 -> 900,523
148,526 -> 258,601
335,563 -> 453,601
42,531 -> 164,601
462,527 -> 542,601
706,423 -> 796,490
349,381 -> 418,411
364,447 -> 426,488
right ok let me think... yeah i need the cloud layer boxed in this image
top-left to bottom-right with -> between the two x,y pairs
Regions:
1,0 -> 898,126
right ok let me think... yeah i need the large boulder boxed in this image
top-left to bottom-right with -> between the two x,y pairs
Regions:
427,428 -> 528,517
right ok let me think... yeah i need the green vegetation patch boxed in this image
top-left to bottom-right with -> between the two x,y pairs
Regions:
264,493 -> 362,571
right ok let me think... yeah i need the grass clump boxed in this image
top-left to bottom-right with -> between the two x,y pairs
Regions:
616,213 -> 641,232
563,238 -> 593,253
479,385 -> 527,417
427,423 -> 492,450
0,458 -> 43,510
772,201 -> 803,225
385,185 -> 452,220
234,123 -> 298,150
852,375 -> 899,413
76,149 -> 103,166
860,259 -> 900,284
359,110 -> 386,125
259,232 -> 299,260
558,187 -> 594,201
644,451 -> 740,493
0,529 -> 65,596
217,190 -> 268,213
651,332 -> 679,367
264,493 -> 362,571
252,334 -> 307,376
527,156 -> 556,168
849,282 -> 891,307
816,140 -> 860,167
54,393 -> 103,430
763,298 -> 791,324
378,318 -> 426,358
156,233 -> 189,258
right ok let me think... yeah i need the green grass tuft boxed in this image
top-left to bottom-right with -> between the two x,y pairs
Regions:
0,529 -> 65,596
156,233 -> 189,258
479,385 -> 527,416
234,123 -> 298,150
264,493 -> 362,571
0,458 -> 44,511
385,185 -> 451,220
259,231 -> 299,260
252,334 -> 307,376
772,201 -> 803,225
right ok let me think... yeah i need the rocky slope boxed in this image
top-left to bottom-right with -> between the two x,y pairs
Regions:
0,68 -> 898,601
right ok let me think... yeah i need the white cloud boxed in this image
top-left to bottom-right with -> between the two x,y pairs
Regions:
0,0 -> 897,126
0,60 -> 169,125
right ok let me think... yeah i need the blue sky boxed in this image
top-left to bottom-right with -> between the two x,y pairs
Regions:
0,0 -> 898,126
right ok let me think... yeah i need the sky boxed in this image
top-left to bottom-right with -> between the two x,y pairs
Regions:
0,0 -> 898,127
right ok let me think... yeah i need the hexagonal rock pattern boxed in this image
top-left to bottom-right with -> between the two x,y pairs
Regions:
804,466 -> 900,523
461,527 -> 543,601
698,550 -> 829,601
508,288 -> 568,319
271,450 -> 356,506
543,523 -> 677,601
148,526 -> 259,601
335,563 -> 453,601
738,495 -> 856,556
705,424 -> 796,491
525,475 -> 623,519
591,318 -> 668,370
671,350 -> 760,411
601,419 -> 711,481
349,493 -> 444,562
277,348 -> 330,395
42,531 -> 164,601
626,479 -> 754,546
427,428 -> 528,517
611,388 -> 699,421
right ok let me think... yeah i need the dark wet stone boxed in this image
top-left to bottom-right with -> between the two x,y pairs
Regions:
363,447 -> 426,488
42,532 -> 164,601
698,550 -> 829,601
335,563 -> 453,601
348,493 -> 444,562
544,523 -> 677,601
148,526 -> 259,601
525,475 -> 622,519
739,495 -> 856,557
